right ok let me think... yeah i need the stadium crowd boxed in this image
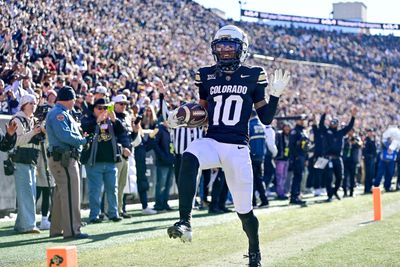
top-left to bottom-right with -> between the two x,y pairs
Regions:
0,0 -> 399,236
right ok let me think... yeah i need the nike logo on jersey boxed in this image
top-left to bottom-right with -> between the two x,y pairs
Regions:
240,74 -> 250,78
237,146 -> 245,149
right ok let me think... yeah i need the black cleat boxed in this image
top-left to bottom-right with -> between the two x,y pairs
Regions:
244,251 -> 262,267
289,198 -> 307,206
167,220 -> 192,243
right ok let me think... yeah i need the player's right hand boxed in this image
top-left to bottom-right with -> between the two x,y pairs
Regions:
268,69 -> 291,97
167,108 -> 187,129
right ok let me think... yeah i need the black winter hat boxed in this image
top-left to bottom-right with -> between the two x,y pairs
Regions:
57,86 -> 76,101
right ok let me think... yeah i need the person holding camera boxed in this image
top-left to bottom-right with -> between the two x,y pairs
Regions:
11,94 -> 44,234
81,98 -> 124,223
112,94 -> 142,218
46,86 -> 88,239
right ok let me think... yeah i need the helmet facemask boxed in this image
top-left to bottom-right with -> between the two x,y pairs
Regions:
211,39 -> 243,72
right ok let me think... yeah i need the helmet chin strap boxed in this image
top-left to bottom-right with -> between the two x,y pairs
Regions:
216,60 -> 241,73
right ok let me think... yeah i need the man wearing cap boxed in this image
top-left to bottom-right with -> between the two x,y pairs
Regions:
46,86 -> 88,239
288,115 -> 309,205
80,98 -> 124,223
93,86 -> 108,101
320,107 -> 357,202
113,94 -> 141,218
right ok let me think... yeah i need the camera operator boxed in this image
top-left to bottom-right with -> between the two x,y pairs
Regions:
11,94 -> 44,234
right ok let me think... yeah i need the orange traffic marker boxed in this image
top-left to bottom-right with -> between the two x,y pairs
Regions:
372,187 -> 381,221
47,246 -> 77,267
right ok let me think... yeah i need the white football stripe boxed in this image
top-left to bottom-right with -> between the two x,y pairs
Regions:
183,106 -> 191,122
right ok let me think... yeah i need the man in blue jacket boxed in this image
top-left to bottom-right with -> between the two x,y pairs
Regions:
249,110 -> 269,207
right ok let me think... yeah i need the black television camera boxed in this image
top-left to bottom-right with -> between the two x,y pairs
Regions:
30,104 -> 52,144
35,104 -> 51,123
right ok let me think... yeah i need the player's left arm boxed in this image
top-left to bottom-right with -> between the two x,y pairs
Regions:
254,68 -> 290,125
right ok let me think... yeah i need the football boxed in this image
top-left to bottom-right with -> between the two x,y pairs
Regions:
175,103 -> 208,127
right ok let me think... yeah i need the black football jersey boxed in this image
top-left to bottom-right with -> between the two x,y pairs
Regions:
195,65 -> 268,145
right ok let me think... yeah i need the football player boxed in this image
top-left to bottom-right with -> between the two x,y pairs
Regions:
167,25 -> 290,267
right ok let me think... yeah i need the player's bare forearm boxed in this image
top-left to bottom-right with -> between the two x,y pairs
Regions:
255,96 -> 279,125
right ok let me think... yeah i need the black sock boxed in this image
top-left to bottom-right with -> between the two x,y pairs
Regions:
237,210 -> 260,253
178,152 -> 200,224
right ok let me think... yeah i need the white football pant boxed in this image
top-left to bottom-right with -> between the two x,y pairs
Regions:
185,138 -> 253,214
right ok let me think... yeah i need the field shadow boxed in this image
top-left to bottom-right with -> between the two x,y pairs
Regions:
358,220 -> 375,226
129,216 -> 179,225
0,225 -> 166,249
0,228 -> 17,238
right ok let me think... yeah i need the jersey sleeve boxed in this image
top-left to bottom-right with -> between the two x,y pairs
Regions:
252,67 -> 269,104
195,69 -> 208,101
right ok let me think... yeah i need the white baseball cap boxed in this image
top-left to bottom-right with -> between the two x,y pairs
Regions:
112,94 -> 129,104
94,86 -> 108,95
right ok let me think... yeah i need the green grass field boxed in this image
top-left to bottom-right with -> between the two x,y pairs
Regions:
1,190 -> 400,267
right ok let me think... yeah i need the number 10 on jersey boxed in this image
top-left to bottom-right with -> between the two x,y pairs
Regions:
212,95 -> 243,126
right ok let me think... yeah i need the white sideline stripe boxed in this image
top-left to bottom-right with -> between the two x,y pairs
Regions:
198,199 -> 400,267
